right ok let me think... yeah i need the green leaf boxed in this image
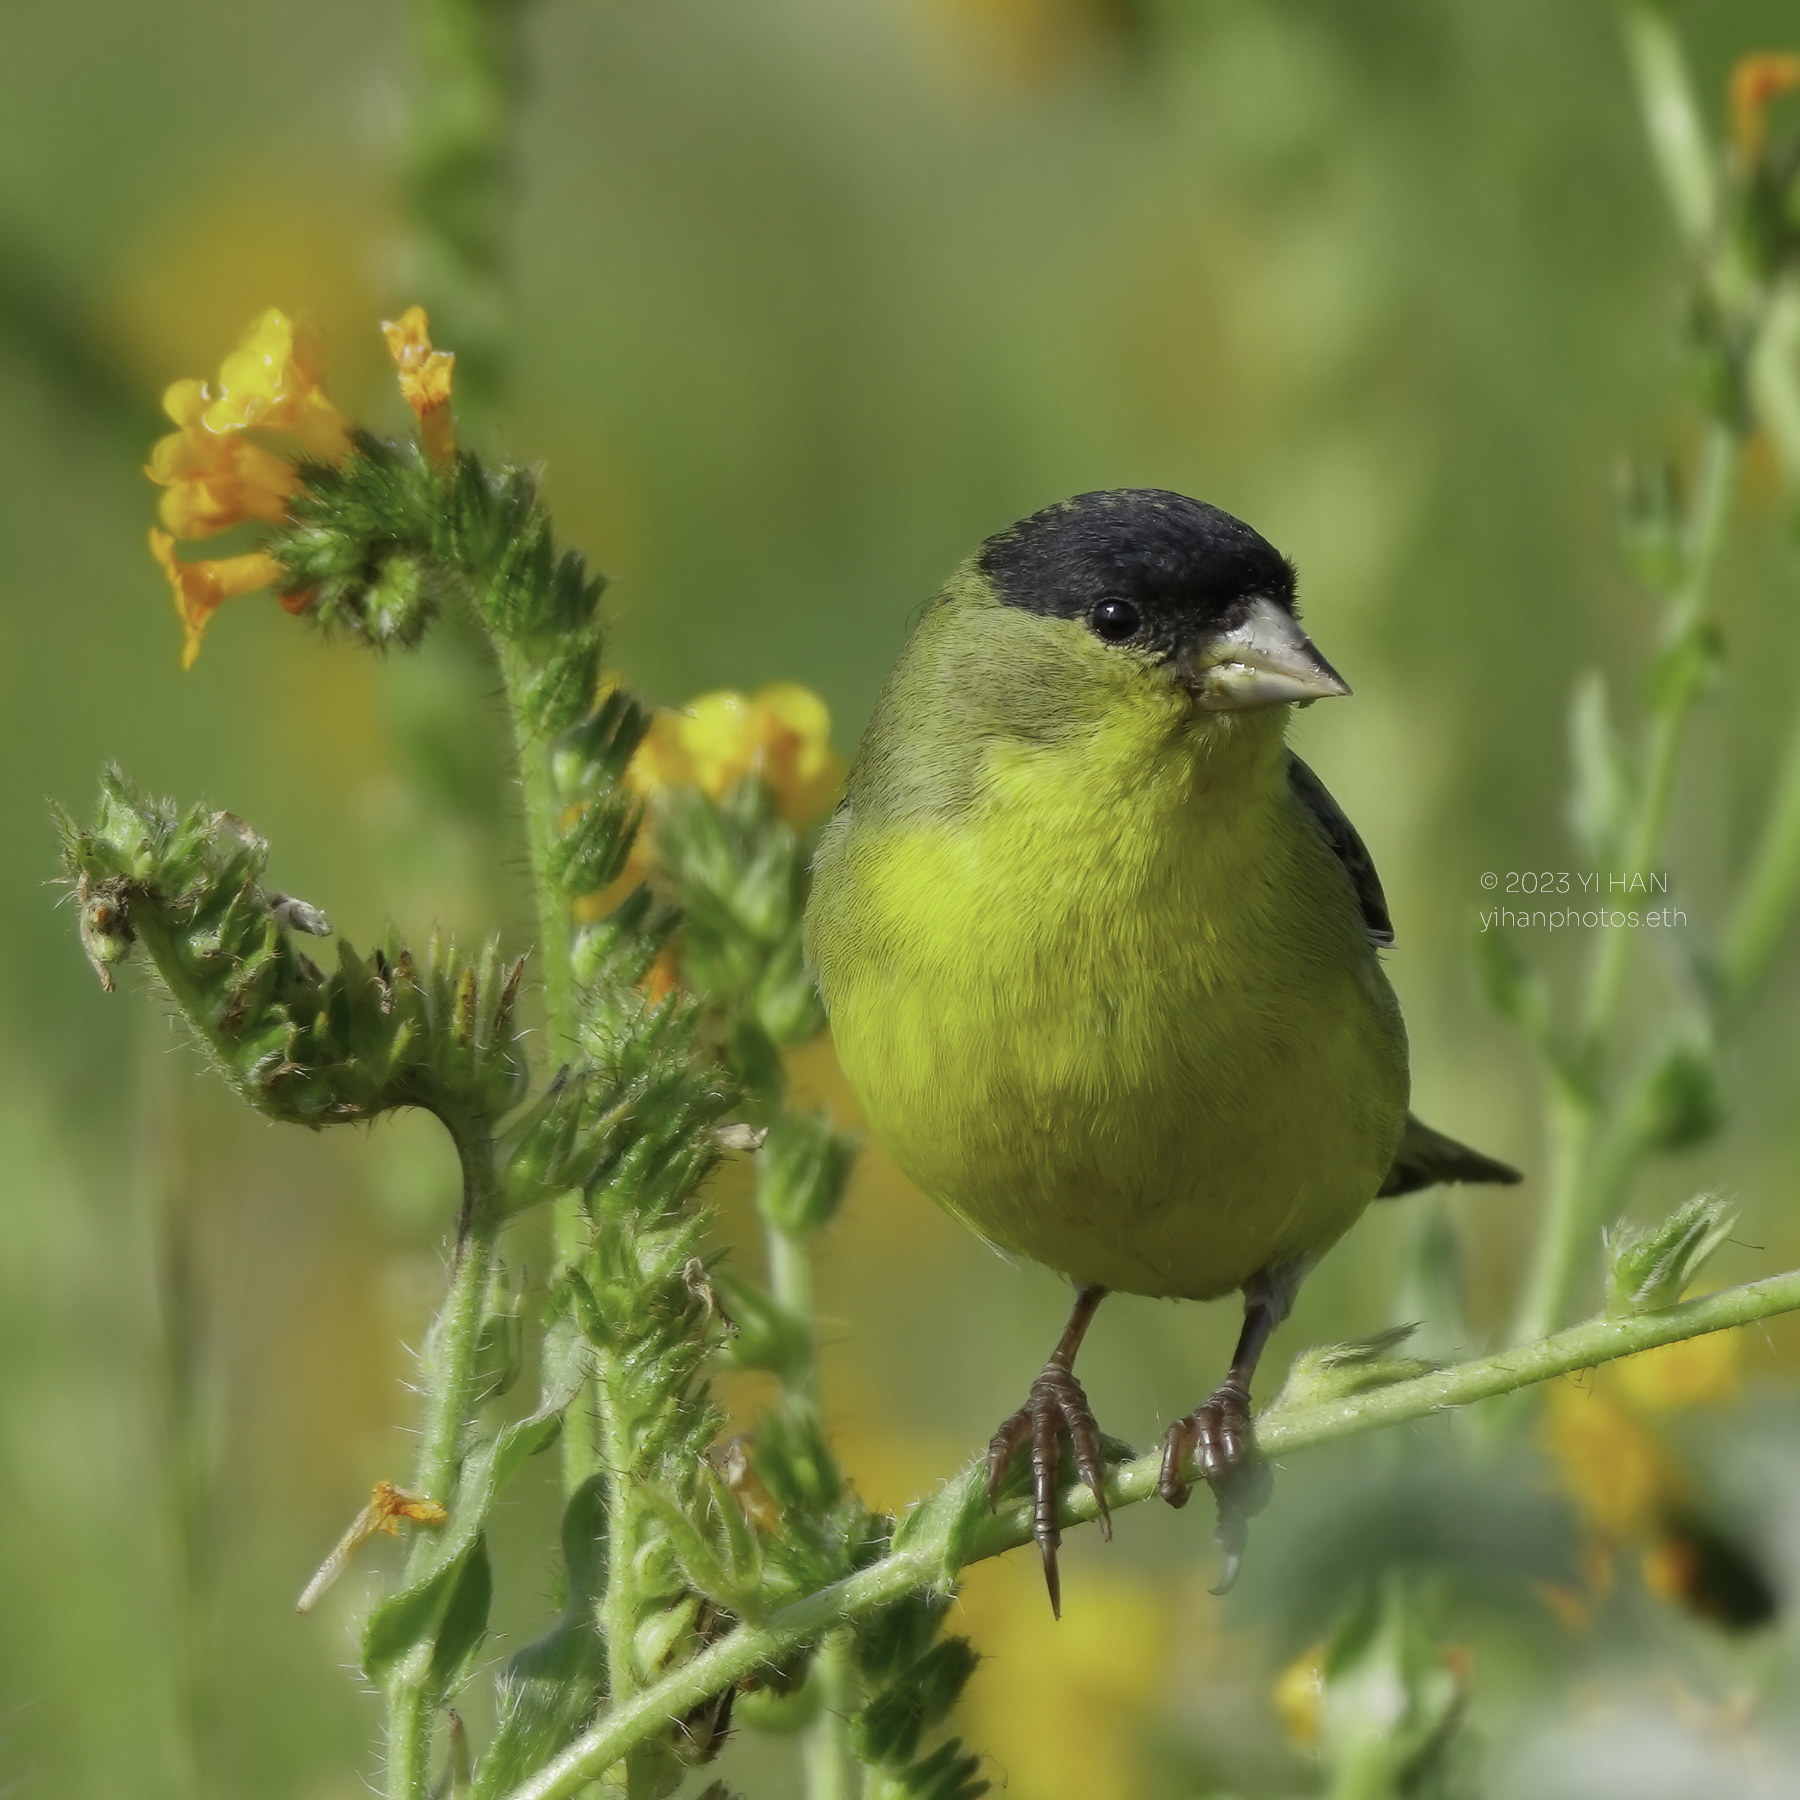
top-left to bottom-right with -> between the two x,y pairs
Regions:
1470,921 -> 1556,1065
527,628 -> 605,738
425,1532 -> 494,1700
1640,1024 -> 1725,1152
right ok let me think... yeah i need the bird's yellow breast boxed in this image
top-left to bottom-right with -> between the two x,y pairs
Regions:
808,698 -> 1409,1301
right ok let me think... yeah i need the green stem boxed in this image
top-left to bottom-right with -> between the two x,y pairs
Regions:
1507,425 -> 1739,1349
1330,1744 -> 1404,1800
799,1631 -> 856,1800
595,1348 -> 643,1708
767,1220 -> 820,1407
496,1268 -> 1800,1800
386,1127 -> 503,1800
494,641 -> 597,1492
1580,426 -> 1736,1055
1504,1080 -> 1595,1351
1721,693 -> 1800,1011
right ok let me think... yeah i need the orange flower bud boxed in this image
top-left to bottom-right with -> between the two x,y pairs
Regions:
382,304 -> 456,470
1730,52 -> 1800,161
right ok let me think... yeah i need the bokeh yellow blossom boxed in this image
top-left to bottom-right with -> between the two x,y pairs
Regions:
149,530 -> 287,671
1542,1381 -> 1674,1540
1730,52 -> 1800,160
1273,1642 -> 1326,1749
1541,1327 -> 1751,1629
382,305 -> 456,470
955,1555 -> 1167,1800
579,682 -> 843,910
631,682 -> 843,825
1612,1328 -> 1741,1412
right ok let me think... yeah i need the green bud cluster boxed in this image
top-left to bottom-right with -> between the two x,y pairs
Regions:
755,1109 -> 859,1239
849,1595 -> 986,1794
654,781 -> 826,1093
1605,1190 -> 1739,1318
56,767 -> 526,1131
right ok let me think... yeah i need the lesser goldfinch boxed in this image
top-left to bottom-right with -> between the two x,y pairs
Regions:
805,490 -> 1518,1610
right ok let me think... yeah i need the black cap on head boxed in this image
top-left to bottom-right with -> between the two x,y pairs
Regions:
976,491 -> 1297,634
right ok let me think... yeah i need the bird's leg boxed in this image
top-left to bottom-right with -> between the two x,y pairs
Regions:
1158,1259 -> 1305,1591
985,1283 -> 1110,1618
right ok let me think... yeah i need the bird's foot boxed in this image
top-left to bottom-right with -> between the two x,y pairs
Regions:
1158,1379 -> 1274,1595
986,1363 -> 1113,1619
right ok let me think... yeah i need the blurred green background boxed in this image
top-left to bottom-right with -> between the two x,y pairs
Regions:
9,2 -> 1800,1796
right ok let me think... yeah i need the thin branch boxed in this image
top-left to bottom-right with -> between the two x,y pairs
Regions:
499,1268 -> 1800,1800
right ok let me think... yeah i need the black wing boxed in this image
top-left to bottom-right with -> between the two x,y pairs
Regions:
1286,753 -> 1394,948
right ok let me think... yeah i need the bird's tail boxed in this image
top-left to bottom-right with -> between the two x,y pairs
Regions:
1377,1113 -> 1522,1198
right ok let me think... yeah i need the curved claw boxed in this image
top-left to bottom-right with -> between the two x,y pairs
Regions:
1159,1379 -> 1272,1589
985,1363 -> 1113,1618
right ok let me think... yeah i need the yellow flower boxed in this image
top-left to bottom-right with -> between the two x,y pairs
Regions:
149,529 -> 288,670
147,377 -> 299,539
631,682 -> 844,825
1730,52 -> 1800,161
571,681 -> 843,994
200,307 -> 352,461
382,304 -> 456,470
144,307 -> 353,662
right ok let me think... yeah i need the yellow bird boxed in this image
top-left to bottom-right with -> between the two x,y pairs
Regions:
805,490 -> 1518,1609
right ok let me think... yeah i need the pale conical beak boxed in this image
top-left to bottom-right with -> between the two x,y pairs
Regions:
1184,595 -> 1351,712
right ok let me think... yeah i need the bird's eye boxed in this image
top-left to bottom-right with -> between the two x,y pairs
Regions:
1089,599 -> 1142,643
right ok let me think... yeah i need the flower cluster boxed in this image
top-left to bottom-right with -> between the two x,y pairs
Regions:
145,309 -> 350,666
144,305 -> 457,666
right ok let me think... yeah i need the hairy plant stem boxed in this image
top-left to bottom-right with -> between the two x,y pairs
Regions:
387,1123 -> 503,1800
493,642 -> 597,1496
801,1632 -> 857,1800
497,1271 -> 1800,1800
764,1215 -> 853,1796
1506,424 -> 1739,1351
595,1347 -> 644,1708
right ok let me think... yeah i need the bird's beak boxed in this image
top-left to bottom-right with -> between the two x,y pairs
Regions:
1182,596 -> 1351,712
